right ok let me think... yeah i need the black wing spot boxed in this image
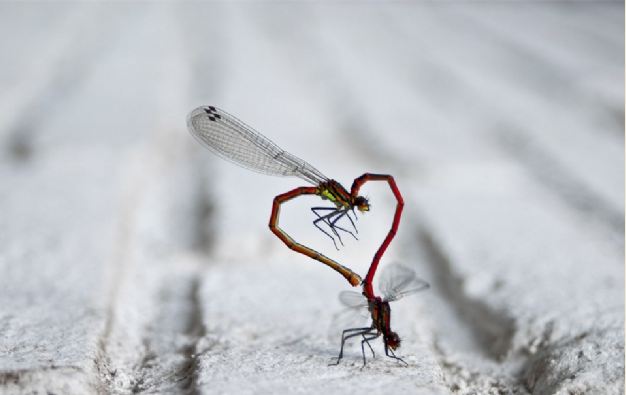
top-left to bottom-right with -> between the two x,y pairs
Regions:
203,106 -> 220,121
204,106 -> 218,115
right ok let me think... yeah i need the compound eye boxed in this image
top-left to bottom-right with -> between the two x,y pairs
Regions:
386,332 -> 401,350
355,196 -> 370,212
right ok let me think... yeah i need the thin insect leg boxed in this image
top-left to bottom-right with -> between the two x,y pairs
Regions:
329,327 -> 372,366
311,207 -> 340,249
329,209 -> 347,226
344,211 -> 358,234
324,209 -> 356,241
320,209 -> 347,246
333,223 -> 358,241
361,334 -> 376,358
351,207 -> 359,222
360,332 -> 379,367
384,346 -> 408,366
311,207 -> 338,215
311,207 -> 345,240
332,327 -> 371,361
345,209 -> 359,233
312,208 -> 344,247
330,210 -> 358,241
332,330 -> 370,365
313,219 -> 339,249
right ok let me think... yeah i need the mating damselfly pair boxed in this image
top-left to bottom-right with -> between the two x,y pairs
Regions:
187,105 -> 428,365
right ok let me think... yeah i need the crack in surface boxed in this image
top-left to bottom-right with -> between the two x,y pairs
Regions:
126,277 -> 206,395
94,132 -> 214,394
173,278 -> 206,395
418,228 -> 517,361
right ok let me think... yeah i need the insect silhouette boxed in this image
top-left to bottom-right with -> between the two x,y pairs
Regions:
187,106 -> 403,286
330,263 -> 429,366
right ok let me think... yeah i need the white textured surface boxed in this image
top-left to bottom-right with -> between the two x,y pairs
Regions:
0,2 -> 623,394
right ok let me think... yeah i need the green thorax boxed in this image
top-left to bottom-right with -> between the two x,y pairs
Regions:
318,180 -> 352,208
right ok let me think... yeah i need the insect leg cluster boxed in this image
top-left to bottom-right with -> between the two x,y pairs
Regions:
329,326 -> 379,367
384,346 -> 408,366
311,207 -> 359,250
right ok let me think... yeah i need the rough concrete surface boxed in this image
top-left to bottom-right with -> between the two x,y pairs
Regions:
0,2 -> 623,395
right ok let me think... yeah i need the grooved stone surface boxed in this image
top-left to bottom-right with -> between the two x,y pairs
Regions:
0,3 -> 623,395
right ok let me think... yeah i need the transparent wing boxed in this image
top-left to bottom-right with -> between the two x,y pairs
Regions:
187,106 -> 329,185
338,290 -> 369,309
379,263 -> 430,302
328,291 -> 371,341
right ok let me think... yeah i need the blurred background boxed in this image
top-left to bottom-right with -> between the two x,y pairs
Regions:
0,2 -> 623,394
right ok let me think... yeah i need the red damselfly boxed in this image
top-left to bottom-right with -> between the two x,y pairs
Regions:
187,106 -> 404,287
330,263 -> 429,366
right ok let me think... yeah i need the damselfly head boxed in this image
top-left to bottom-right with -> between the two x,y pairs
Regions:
354,196 -> 370,212
385,331 -> 401,350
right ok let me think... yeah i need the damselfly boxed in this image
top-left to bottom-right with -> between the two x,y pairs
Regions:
330,263 -> 429,366
187,106 -> 404,287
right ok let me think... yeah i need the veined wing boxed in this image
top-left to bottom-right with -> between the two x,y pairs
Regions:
338,290 -> 368,309
379,263 -> 430,302
328,290 -> 371,341
187,106 -> 329,185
